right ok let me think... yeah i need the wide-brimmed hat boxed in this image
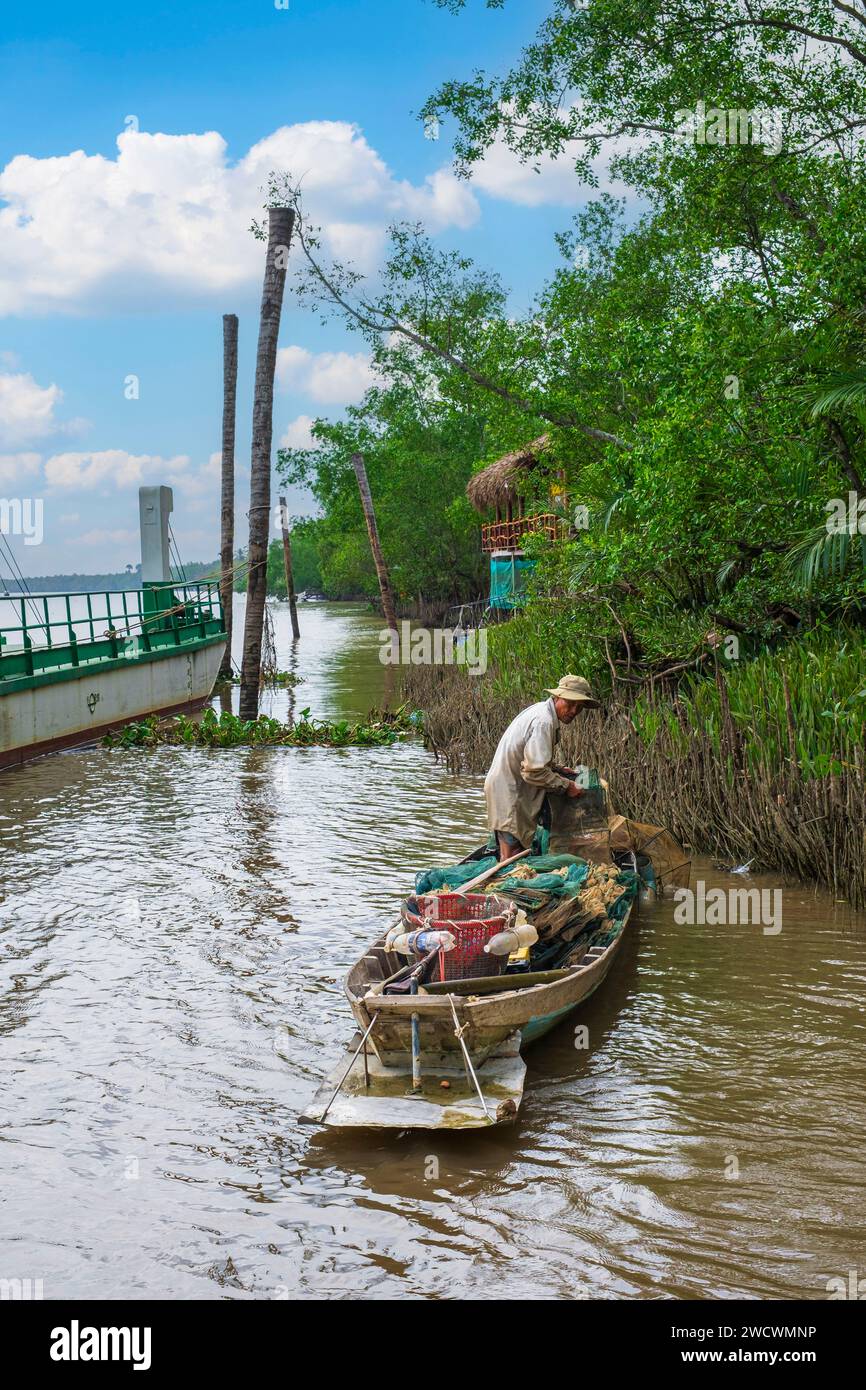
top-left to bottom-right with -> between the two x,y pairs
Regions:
545,674 -> 600,707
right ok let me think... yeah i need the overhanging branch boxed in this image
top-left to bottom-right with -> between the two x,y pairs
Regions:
290,206 -> 633,451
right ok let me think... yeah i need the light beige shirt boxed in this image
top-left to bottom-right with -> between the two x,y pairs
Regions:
484,698 -> 572,847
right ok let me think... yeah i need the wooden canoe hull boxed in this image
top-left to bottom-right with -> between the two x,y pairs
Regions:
298,902 -> 634,1129
520,993 -> 595,1045
298,817 -> 687,1131
348,905 -> 630,1068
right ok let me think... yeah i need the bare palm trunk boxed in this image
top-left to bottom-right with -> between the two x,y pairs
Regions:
279,494 -> 301,640
218,313 -> 238,680
351,451 -> 398,634
239,206 -> 295,719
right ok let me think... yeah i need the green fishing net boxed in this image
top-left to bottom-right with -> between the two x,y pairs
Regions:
415,850 -> 590,897
500,856 -> 591,896
413,859 -> 493,895
413,841 -> 640,974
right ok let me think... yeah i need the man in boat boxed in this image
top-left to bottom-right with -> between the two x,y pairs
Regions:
485,674 -> 601,861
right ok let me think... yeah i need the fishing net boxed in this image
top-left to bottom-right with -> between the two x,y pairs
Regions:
580,815 -> 692,890
547,768 -> 609,852
261,604 -> 279,685
413,847 -> 639,976
415,851 -> 590,898
410,787 -> 681,980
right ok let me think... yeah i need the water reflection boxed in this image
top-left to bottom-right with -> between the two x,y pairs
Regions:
222,596 -> 393,722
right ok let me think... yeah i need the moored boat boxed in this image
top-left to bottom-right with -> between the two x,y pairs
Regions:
302,821 -> 688,1131
0,486 -> 226,770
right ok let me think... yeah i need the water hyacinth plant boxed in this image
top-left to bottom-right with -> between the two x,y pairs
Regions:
104,705 -> 415,750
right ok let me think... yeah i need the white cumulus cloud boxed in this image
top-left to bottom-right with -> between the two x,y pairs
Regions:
276,345 -> 376,404
470,126 -> 641,208
279,414 -> 317,449
167,451 -> 222,501
0,122 -> 480,315
44,449 -> 190,490
0,371 -> 64,446
0,451 -> 41,486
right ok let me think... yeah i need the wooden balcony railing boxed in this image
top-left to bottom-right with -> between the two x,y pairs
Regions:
481,513 -> 565,553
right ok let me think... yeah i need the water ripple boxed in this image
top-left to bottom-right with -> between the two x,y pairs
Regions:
1,601 -> 865,1298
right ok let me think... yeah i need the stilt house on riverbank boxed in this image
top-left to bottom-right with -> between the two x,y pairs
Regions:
466,435 -> 568,610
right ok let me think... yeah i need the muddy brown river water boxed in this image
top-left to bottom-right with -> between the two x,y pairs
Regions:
1,600 -> 865,1299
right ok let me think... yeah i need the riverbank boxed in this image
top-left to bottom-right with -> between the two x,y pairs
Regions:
403,630 -> 866,909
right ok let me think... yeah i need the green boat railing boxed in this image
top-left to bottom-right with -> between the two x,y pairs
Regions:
0,581 -> 226,687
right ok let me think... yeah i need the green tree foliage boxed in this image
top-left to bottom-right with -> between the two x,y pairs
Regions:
277,363 -> 507,605
233,520 -> 324,597
266,519 -> 324,597
267,1 -> 866,680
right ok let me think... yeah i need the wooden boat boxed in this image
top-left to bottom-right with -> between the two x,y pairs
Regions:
301,851 -> 639,1131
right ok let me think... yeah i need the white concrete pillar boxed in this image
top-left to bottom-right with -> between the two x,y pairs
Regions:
139,486 -> 174,583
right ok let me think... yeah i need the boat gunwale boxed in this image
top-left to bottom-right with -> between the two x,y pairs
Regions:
346,900 -> 633,1021
0,629 -> 226,697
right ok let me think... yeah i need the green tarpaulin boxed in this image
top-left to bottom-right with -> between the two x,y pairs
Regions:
489,553 -> 535,610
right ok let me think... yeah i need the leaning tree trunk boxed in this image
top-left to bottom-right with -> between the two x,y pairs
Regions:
279,494 -> 301,641
218,313 -> 238,680
239,207 -> 295,719
351,451 -> 398,634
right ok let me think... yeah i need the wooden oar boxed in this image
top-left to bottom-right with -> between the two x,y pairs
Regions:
425,967 -> 572,996
455,847 -> 531,897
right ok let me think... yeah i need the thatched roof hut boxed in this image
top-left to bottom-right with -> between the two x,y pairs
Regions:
466,435 -> 550,514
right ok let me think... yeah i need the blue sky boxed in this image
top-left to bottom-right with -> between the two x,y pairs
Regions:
0,0 -> 601,578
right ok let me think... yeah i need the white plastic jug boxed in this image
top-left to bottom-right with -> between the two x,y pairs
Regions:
483,921 -> 539,956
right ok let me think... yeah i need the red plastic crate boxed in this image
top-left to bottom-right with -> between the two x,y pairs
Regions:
407,892 -> 514,981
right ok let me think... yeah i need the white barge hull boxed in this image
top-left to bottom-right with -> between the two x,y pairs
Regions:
0,639 -> 225,771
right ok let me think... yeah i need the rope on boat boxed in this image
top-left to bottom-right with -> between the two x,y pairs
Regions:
447,993 -> 491,1121
318,1012 -> 380,1122
100,558 -> 255,640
